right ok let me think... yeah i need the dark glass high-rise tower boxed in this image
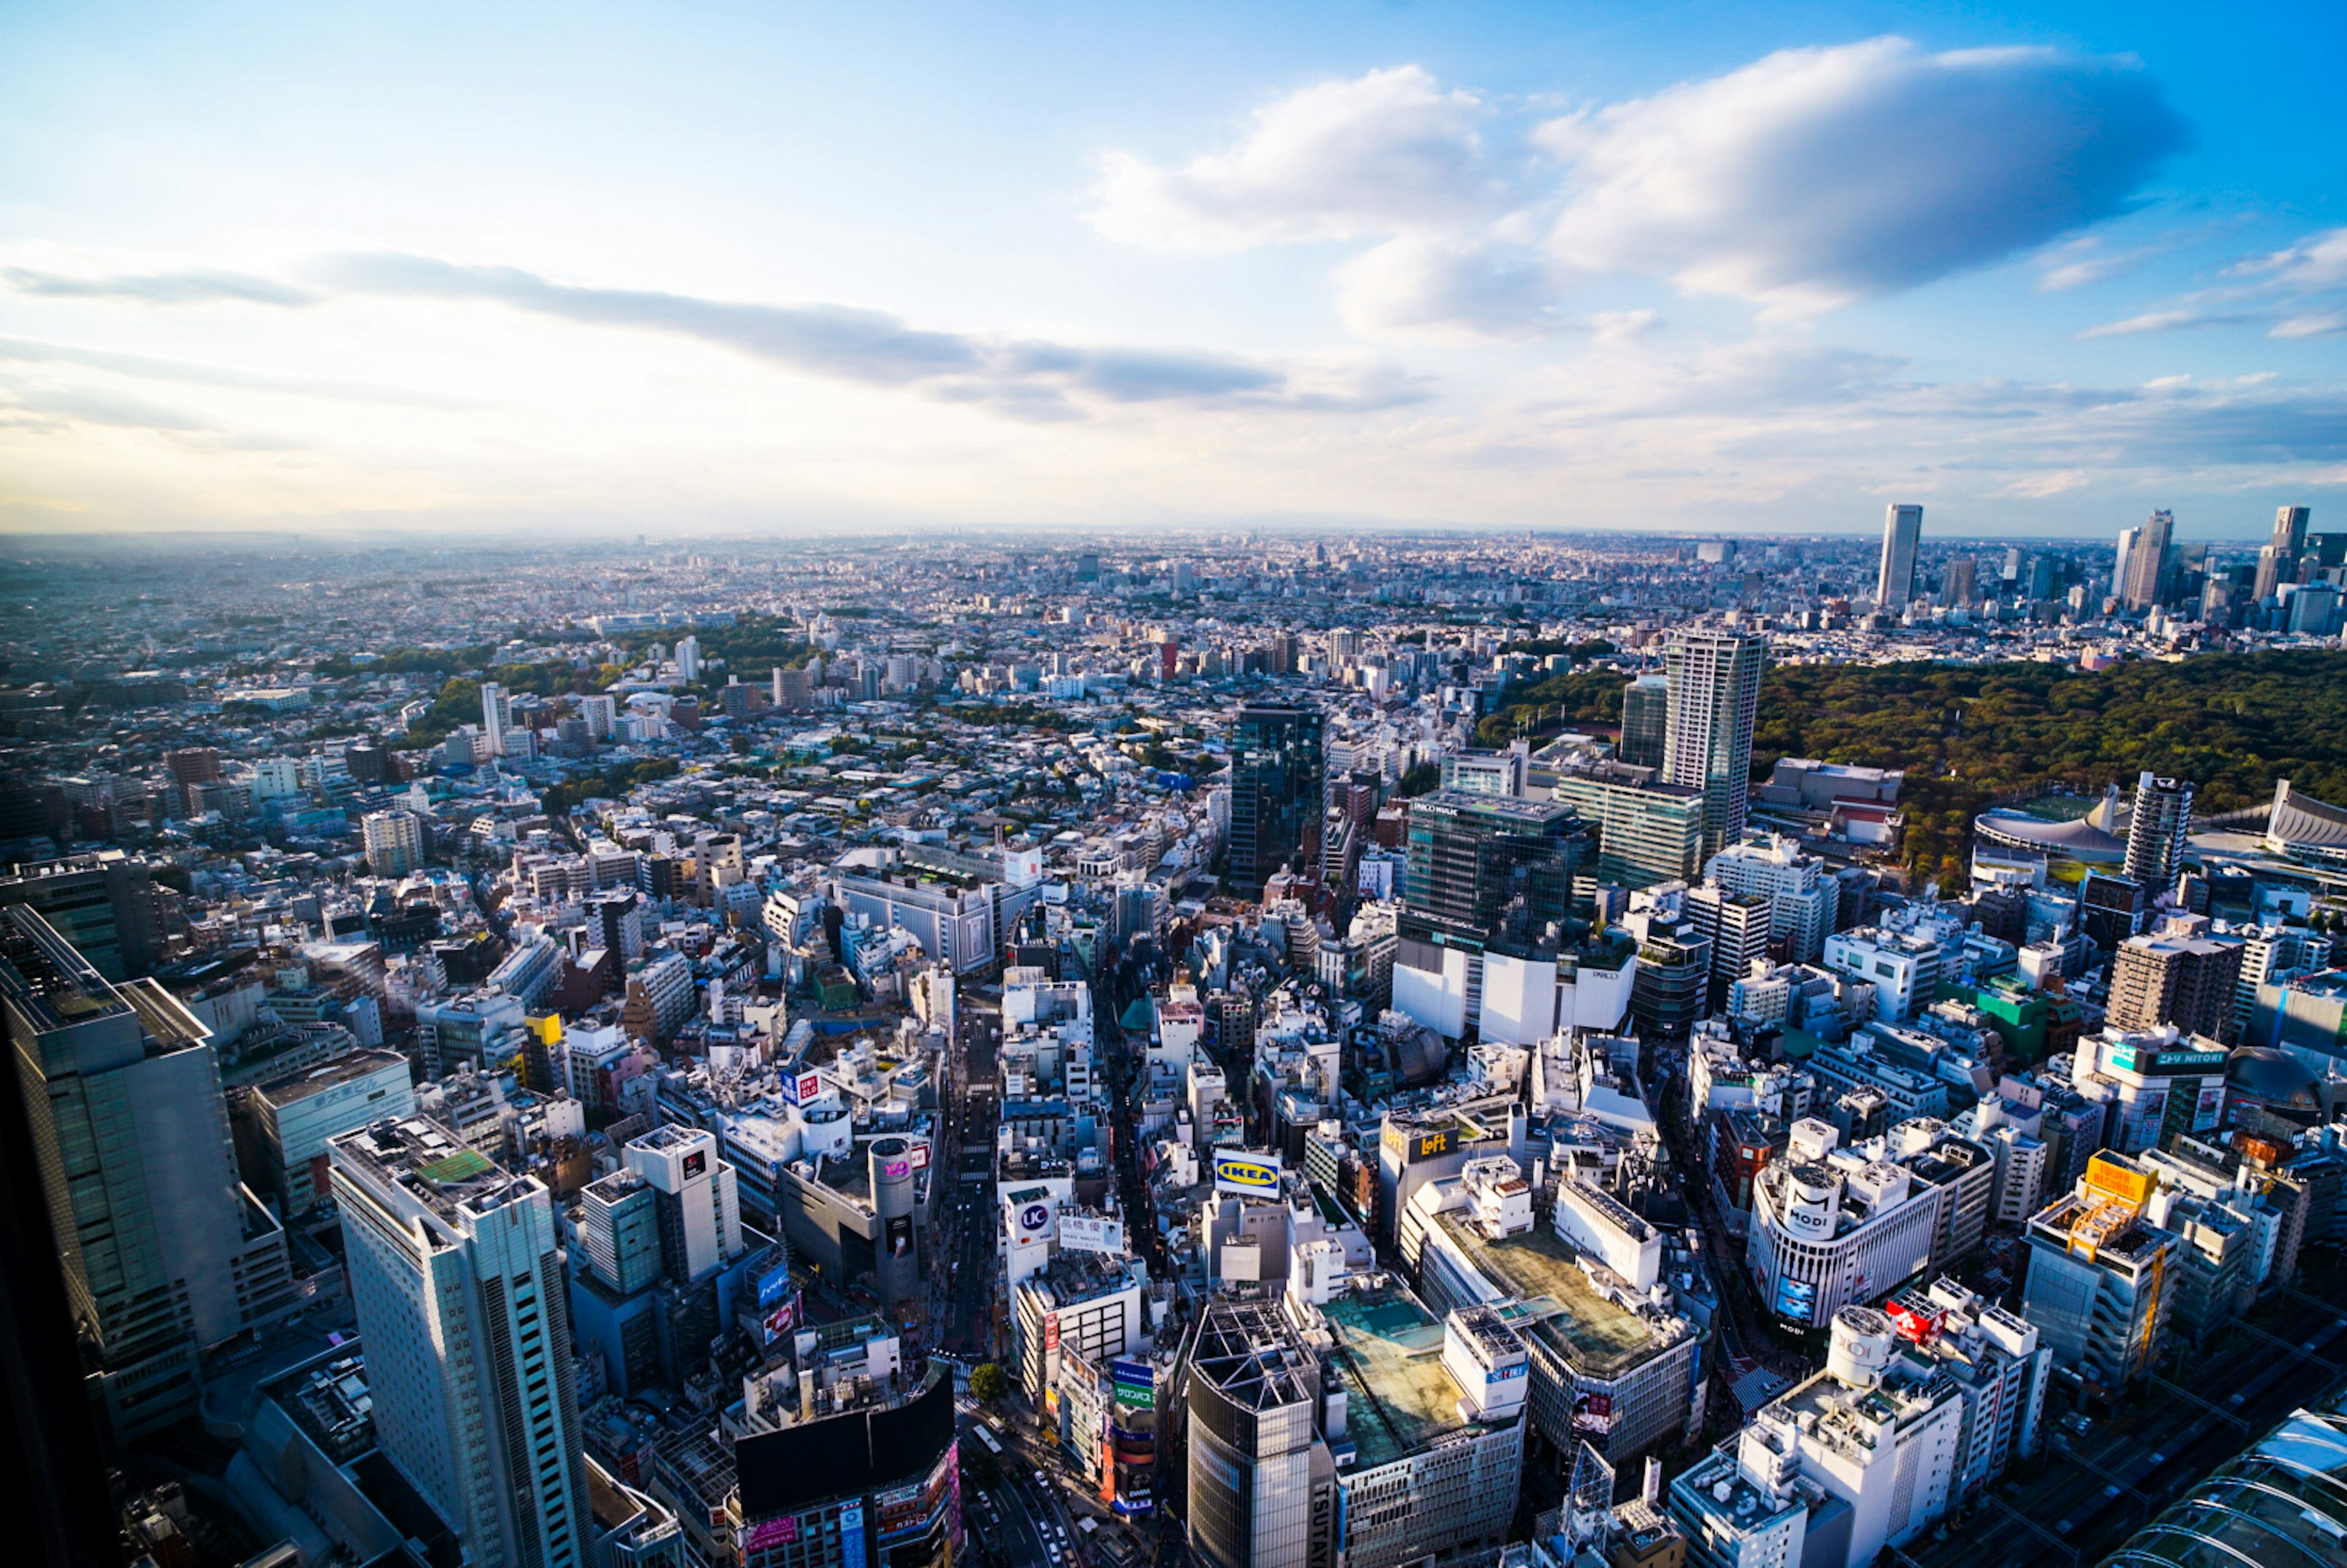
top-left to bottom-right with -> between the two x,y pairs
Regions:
1229,703 -> 1324,896
1401,791 -> 1587,947
1618,674 -> 1669,769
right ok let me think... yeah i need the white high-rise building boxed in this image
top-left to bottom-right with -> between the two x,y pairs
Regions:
479,680 -> 510,758
1704,835 -> 1842,964
623,1124 -> 744,1283
2121,508 -> 2175,611
675,635 -> 701,683
579,694 -> 617,741
1876,505 -> 1923,609
331,1118 -> 589,1568
361,808 -> 426,877
1662,629 -> 1766,864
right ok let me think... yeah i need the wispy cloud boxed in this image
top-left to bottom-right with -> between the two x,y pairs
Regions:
0,336 -> 476,408
307,252 -> 1424,418
3,265 -> 318,307
2077,225 -> 2347,339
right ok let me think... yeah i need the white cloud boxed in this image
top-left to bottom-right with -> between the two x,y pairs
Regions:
2231,227 -> 2347,291
1087,66 -> 1493,252
1090,42 -> 2184,337
1532,38 -> 2186,315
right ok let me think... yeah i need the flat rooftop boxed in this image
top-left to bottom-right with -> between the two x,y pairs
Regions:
1320,1283 -> 1469,1470
256,1047 -> 411,1105
1433,1210 -> 1678,1377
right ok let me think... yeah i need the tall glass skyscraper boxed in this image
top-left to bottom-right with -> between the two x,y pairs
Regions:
1617,674 -> 1669,769
1229,703 -> 1324,897
1876,504 -> 1923,609
1662,629 -> 1767,864
1401,791 -> 1587,946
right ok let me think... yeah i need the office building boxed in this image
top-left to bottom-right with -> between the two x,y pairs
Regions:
734,1339 -> 959,1568
331,1116 -> 590,1568
2270,503 -> 2312,580
675,635 -> 701,683
1942,554 -> 1976,609
2105,917 -> 2243,1042
361,808 -> 427,877
1185,1296 -> 1337,1568
2121,771 -> 2194,896
1683,885 -> 1771,1011
2,906 -> 295,1442
1548,758 -> 1706,888
1402,791 -> 1587,945
1704,836 -> 1842,965
0,849 -> 165,981
1661,629 -> 1765,863
1230,703 -> 1326,897
244,1047 -> 417,1215
1876,504 -> 1923,610
2019,1153 -> 2177,1387
1669,1307 -> 1966,1568
1820,926 -> 1941,1023
1409,1159 -> 1704,1467
1013,1250 -> 1147,1408
1618,675 -> 1669,770
2120,508 -> 2174,610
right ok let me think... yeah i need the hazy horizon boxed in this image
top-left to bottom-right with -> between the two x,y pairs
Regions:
3,1 -> 2341,538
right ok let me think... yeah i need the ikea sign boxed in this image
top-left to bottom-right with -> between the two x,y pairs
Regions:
1214,1151 -> 1282,1195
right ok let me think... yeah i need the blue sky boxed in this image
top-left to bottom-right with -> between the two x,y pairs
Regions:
1,0 -> 2341,538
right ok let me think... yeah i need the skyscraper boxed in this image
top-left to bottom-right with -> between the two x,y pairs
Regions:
1617,674 -> 1669,769
480,679 -> 510,758
2120,509 -> 2175,611
1185,1297 -> 1332,1568
0,849 -> 164,980
2123,771 -> 2194,896
1662,629 -> 1766,863
1229,703 -> 1324,897
332,1116 -> 589,1568
2271,504 -> 2312,580
1943,554 -> 1977,609
1401,791 -> 1587,945
1,906 -> 295,1443
1876,504 -> 1923,609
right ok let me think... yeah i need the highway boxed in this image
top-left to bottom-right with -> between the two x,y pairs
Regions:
1909,1271 -> 2347,1567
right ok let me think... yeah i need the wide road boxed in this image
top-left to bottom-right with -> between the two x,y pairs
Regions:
1911,1278 -> 2347,1568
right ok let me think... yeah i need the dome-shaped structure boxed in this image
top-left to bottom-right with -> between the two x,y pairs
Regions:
2225,1042 -> 2318,1126
2227,1046 -> 2323,1118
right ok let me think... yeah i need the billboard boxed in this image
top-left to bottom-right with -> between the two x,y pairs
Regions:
1213,1151 -> 1282,1195
785,1068 -> 824,1105
839,1501 -> 865,1568
1044,1311 -> 1060,1354
1772,1276 -> 1817,1324
1111,1358 -> 1154,1410
1015,1199 -> 1055,1242
875,1444 -> 959,1546
760,1288 -> 803,1347
910,1140 -> 931,1173
2193,1083 -> 2225,1132
1059,1215 -> 1125,1255
757,1264 -> 794,1311
1570,1392 -> 1614,1435
886,1214 -> 914,1258
1379,1124 -> 1457,1162
1884,1302 -> 1938,1344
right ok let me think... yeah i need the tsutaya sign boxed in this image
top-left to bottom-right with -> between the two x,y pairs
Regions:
1213,1150 -> 1282,1195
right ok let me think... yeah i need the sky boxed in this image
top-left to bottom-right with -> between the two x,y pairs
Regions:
1,0 -> 2343,541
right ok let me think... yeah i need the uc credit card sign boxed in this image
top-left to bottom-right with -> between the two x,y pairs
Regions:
1213,1151 -> 1281,1195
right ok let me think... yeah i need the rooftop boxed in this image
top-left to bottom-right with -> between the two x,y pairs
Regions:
254,1047 -> 411,1106
1433,1207 -> 1681,1376
1320,1281 -> 1471,1470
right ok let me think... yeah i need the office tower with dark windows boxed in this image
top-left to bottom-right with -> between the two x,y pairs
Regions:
1876,504 -> 1923,609
1943,554 -> 1977,609
1403,791 -> 1587,948
1617,674 -> 1669,769
331,1117 -> 589,1568
1,906 -> 295,1444
1662,629 -> 1766,864
2272,504 -> 2312,579
0,849 -> 165,981
2123,771 -> 2194,896
1229,703 -> 1325,898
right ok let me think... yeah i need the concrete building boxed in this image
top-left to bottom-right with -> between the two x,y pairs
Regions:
1661,630 -> 1766,863
244,1047 -> 417,1215
1,906 -> 295,1442
2121,772 -> 2194,896
2106,917 -> 2242,1042
2019,1152 -> 2178,1388
1702,837 -> 1842,966
331,1116 -> 589,1568
0,849 -> 166,981
1876,504 -> 1923,610
1185,1296 -> 1337,1568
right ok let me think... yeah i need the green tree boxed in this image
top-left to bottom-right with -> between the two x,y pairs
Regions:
969,1361 -> 1008,1404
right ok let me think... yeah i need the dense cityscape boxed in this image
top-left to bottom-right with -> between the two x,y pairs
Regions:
7,504 -> 2347,1568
